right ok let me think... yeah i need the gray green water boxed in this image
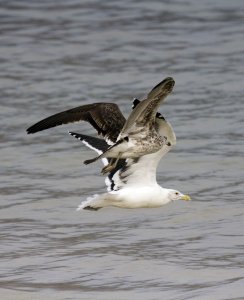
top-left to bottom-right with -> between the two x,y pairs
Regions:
1,0 -> 244,299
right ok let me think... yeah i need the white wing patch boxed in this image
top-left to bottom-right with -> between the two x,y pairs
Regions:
110,144 -> 171,191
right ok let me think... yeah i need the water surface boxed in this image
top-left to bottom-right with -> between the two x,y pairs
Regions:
1,0 -> 244,299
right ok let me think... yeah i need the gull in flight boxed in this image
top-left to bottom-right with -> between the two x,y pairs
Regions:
27,77 -> 191,210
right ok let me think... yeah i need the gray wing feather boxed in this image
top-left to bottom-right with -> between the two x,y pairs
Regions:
119,77 -> 175,136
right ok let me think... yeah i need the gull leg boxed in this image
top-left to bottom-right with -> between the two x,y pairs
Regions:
84,153 -> 102,165
101,153 -> 122,174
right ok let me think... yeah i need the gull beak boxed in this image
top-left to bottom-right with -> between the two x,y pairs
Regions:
180,194 -> 191,201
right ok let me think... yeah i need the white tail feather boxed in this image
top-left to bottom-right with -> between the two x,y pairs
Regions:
76,194 -> 99,211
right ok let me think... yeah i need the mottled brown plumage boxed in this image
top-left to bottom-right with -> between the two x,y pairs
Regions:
26,103 -> 125,143
85,77 -> 175,172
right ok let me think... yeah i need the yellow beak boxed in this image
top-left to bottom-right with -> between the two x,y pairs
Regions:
180,194 -> 191,201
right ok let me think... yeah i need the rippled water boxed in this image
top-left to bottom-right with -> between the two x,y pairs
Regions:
1,0 -> 244,299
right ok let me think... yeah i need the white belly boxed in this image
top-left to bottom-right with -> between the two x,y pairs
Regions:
111,185 -> 170,208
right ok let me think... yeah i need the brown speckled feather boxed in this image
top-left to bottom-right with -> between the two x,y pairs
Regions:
26,103 -> 126,143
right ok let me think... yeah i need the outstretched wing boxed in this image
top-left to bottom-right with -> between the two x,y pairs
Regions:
120,77 -> 175,137
111,145 -> 171,191
26,103 -> 126,143
68,131 -> 109,154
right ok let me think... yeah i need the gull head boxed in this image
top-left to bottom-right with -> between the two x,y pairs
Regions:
168,189 -> 191,202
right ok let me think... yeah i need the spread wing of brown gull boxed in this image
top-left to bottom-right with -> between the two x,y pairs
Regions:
26,103 -> 126,143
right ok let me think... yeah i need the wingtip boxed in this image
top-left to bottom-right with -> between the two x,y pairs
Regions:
132,98 -> 140,109
26,129 -> 33,134
68,131 -> 76,137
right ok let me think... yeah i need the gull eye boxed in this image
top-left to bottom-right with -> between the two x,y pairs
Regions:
175,192 -> 179,195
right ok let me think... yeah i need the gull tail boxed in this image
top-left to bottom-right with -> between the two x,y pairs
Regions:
76,194 -> 108,211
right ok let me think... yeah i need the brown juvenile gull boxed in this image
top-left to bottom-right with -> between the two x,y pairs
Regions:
83,77 -> 175,173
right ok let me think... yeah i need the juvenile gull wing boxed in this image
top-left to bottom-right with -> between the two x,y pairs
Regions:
132,97 -> 176,144
120,77 -> 175,137
26,103 -> 126,143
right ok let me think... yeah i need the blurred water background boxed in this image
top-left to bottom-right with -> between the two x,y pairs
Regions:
0,0 -> 244,299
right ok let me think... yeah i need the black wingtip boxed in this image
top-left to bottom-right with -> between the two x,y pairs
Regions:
26,124 -> 48,134
26,126 -> 37,134
83,206 -> 101,211
132,98 -> 140,110
68,131 -> 79,138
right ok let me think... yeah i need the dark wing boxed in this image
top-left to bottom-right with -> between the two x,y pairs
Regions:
26,103 -> 126,143
68,131 -> 109,153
